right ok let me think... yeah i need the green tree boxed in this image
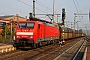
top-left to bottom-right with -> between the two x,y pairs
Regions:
79,29 -> 83,33
1,25 -> 11,36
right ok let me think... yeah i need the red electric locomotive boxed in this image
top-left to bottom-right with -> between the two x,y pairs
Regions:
13,19 -> 60,48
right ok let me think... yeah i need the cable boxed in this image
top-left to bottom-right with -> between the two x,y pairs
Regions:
17,0 -> 47,13
36,0 -> 57,13
73,0 -> 79,13
17,0 -> 32,7
78,16 -> 89,31
36,1 -> 50,13
75,0 -> 81,12
0,4 -> 28,12
75,0 -> 79,9
79,6 -> 90,12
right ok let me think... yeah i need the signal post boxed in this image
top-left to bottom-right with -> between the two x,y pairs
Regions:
62,8 -> 66,43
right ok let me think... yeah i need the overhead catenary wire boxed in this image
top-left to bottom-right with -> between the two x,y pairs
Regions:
73,0 -> 79,13
35,0 -> 57,14
35,0 -> 60,22
75,0 -> 90,12
0,4 -> 28,12
35,1 -> 50,13
17,0 -> 47,13
75,0 -> 79,9
77,16 -> 89,30
79,21 -> 89,34
79,6 -> 90,12
75,0 -> 81,13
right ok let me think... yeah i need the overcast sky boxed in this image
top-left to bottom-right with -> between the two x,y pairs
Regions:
0,0 -> 90,30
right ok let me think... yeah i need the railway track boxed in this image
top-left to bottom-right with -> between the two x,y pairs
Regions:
0,37 -> 86,60
53,38 -> 86,60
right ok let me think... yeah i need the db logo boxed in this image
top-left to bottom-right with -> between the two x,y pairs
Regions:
22,36 -> 28,37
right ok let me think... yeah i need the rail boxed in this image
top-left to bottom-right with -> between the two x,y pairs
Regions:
72,40 -> 85,60
53,39 -> 85,60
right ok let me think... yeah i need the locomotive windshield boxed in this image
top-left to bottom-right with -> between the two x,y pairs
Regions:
18,22 -> 34,28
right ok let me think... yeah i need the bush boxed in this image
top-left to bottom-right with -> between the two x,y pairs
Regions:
0,37 -> 2,43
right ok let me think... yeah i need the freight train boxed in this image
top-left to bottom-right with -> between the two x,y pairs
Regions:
13,17 -> 86,48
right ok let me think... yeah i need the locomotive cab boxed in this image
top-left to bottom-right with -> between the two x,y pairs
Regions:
14,21 -> 40,48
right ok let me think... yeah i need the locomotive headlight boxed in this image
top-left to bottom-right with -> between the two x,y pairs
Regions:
17,36 -> 20,38
30,36 -> 33,38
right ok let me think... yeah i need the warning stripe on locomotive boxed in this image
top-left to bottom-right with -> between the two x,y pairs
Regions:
16,32 -> 33,35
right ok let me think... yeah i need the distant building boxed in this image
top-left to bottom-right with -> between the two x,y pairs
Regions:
0,14 -> 27,23
0,14 -> 27,34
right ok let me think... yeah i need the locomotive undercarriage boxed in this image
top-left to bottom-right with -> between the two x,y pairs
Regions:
13,38 -> 59,49
13,38 -> 35,48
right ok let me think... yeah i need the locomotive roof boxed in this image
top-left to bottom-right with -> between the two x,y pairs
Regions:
27,18 -> 52,24
17,20 -> 50,23
17,18 -> 58,27
17,20 -> 57,27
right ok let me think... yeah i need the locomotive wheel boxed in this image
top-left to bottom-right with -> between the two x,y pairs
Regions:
34,43 -> 37,48
47,41 -> 50,44
16,46 -> 19,49
13,44 -> 19,49
53,40 -> 55,44
33,43 -> 38,48
50,41 -> 52,44
41,42 -> 44,47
